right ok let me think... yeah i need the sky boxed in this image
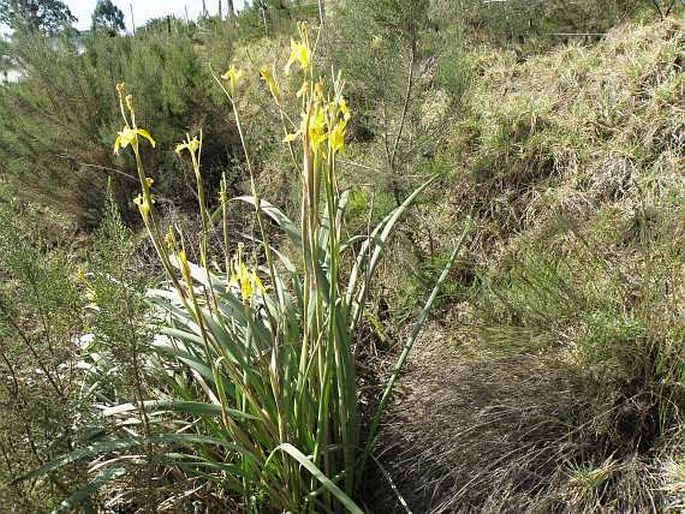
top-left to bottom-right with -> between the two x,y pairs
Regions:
66,0 -> 247,31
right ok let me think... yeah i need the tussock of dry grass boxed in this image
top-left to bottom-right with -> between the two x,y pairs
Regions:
441,19 -> 683,262
367,19 -> 685,513
370,351 -> 590,513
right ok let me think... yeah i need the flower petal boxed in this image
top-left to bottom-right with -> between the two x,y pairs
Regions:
136,129 -> 156,148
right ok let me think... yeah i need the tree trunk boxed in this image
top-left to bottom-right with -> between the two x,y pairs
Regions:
318,0 -> 325,26
227,0 -> 235,19
259,0 -> 269,37
129,2 -> 136,34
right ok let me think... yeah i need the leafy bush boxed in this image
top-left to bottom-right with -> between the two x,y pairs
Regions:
0,26 -> 237,227
0,191 -> 87,511
323,0 -> 465,201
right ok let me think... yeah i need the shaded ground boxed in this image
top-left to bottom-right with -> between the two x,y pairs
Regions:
361,320 -> 667,513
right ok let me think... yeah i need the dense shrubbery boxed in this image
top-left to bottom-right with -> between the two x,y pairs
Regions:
370,17 -> 685,511
0,188 -> 85,509
0,26 -> 237,226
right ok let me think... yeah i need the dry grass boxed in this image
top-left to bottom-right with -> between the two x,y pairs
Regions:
440,19 -> 684,264
361,18 -> 685,513
366,325 -> 673,513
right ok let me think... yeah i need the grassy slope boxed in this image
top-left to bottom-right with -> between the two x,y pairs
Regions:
362,19 -> 684,513
2,12 -> 681,512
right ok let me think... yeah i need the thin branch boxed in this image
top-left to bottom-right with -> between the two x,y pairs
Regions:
390,45 -> 416,174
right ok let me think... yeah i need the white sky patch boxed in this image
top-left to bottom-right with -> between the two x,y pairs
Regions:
66,0 -> 247,31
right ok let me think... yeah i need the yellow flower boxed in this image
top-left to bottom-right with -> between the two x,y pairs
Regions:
221,65 -> 244,96
308,105 -> 327,153
175,136 -> 201,156
115,82 -> 126,97
114,127 -> 155,155
234,262 -> 253,302
328,93 -> 351,123
330,120 -> 346,154
229,246 -> 265,303
133,193 -> 154,220
145,177 -> 154,188
252,271 -> 265,295
260,66 -> 281,103
285,39 -> 311,74
178,250 -> 192,284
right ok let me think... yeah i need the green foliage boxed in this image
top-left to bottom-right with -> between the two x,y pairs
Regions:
0,193 -> 87,511
321,0 -> 471,322
91,0 -> 125,36
232,0 -> 319,42
326,0 -> 432,129
0,27 -> 237,227
17,32 -> 466,511
435,0 -> 652,49
0,182 -> 159,512
0,3 -> 683,512
474,226 -> 685,433
83,186 -> 152,402
0,0 -> 76,35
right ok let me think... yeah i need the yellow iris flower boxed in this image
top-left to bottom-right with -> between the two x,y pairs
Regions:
308,106 -> 327,153
221,65 -> 244,96
229,246 -> 265,303
175,136 -> 201,156
113,127 -> 155,155
330,120 -> 346,154
285,39 -> 311,74
260,66 -> 281,104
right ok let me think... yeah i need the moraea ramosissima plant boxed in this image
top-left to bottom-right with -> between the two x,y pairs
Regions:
22,21 -> 469,514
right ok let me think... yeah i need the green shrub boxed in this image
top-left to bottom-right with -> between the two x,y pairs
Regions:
0,192 -> 87,511
234,0 -> 319,41
0,26 -> 238,227
474,228 -> 685,438
324,0 -> 463,201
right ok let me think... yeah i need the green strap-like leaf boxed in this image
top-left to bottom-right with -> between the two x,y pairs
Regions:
15,434 -> 257,484
51,467 -> 126,514
347,175 -> 437,329
100,399 -> 260,421
234,196 -> 301,246
268,443 -> 364,514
